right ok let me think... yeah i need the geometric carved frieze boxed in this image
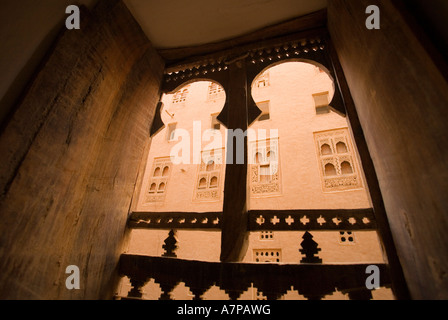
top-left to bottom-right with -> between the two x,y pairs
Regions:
248,209 -> 377,231
129,208 -> 376,232
128,212 -> 222,230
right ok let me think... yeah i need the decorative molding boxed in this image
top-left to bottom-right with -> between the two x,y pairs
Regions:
162,36 -> 327,88
314,128 -> 364,192
193,148 -> 224,202
249,138 -> 281,197
128,211 -> 222,230
248,209 -> 377,231
158,10 -> 328,63
144,157 -> 172,203
129,209 -> 376,232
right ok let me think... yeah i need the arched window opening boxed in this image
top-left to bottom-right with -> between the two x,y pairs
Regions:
336,142 -> 348,153
210,176 -> 218,188
266,150 -> 276,161
198,178 -> 207,189
321,144 -> 332,155
324,163 -> 337,176
341,161 -> 353,175
153,167 -> 161,177
158,182 -> 166,193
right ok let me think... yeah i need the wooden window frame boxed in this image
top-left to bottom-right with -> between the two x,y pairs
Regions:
144,28 -> 409,299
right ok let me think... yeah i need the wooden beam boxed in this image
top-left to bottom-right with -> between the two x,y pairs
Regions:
158,9 -> 327,64
164,27 -> 328,74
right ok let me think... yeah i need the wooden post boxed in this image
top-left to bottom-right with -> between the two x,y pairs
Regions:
327,39 -> 410,300
219,60 -> 249,262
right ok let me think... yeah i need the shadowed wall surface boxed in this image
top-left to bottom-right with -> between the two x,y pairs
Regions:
328,0 -> 448,299
0,0 -> 163,299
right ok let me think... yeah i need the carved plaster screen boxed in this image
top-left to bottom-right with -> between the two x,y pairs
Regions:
314,128 -> 363,192
249,138 -> 281,197
145,157 -> 172,203
194,148 -> 225,202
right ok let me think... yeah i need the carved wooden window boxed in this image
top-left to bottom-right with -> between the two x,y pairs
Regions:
146,157 -> 171,203
313,91 -> 330,114
193,148 -> 224,201
249,138 -> 280,197
314,129 -> 363,192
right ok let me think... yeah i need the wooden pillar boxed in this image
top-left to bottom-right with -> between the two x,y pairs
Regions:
0,0 -> 164,299
327,40 -> 410,300
220,60 -> 249,262
328,0 -> 448,299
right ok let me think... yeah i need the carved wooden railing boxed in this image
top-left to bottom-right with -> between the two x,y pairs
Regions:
119,254 -> 391,300
119,208 -> 392,300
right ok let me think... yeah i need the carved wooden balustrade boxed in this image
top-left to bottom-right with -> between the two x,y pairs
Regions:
119,254 -> 390,300
119,208 -> 392,300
